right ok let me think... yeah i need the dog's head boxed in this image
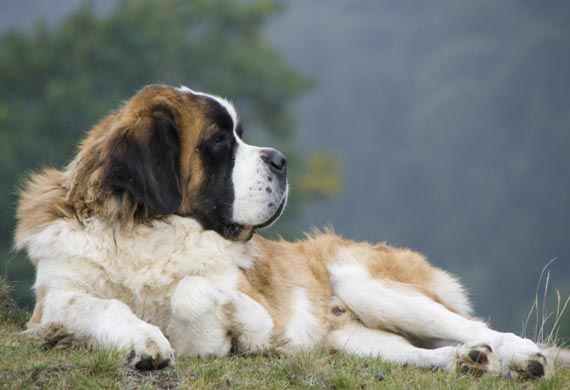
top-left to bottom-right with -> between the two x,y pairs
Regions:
75,85 -> 288,241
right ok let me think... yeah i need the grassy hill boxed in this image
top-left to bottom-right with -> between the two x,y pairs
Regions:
1,282 -> 569,389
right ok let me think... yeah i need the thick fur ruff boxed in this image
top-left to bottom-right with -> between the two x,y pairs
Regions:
16,85 -> 567,377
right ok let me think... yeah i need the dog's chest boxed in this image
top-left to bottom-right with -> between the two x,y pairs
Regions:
31,216 -> 256,321
103,218 -> 254,291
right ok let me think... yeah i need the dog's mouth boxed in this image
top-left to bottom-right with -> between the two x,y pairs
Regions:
254,193 -> 287,230
223,188 -> 288,241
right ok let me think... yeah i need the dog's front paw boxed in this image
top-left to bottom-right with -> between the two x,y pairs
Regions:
225,292 -> 274,354
128,324 -> 175,370
453,342 -> 500,376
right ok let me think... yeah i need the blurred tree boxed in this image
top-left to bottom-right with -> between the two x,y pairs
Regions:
0,0 -> 339,305
297,154 -> 342,199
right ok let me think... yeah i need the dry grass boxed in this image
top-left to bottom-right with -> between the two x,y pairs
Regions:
522,258 -> 570,347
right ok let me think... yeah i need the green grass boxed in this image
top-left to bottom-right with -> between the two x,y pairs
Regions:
1,283 -> 569,389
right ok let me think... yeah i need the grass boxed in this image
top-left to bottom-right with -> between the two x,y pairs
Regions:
522,258 -> 570,347
1,282 -> 569,389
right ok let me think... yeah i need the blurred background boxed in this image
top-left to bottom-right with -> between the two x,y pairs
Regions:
0,0 -> 568,340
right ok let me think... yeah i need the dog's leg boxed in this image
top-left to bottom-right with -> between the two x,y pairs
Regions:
327,321 -> 499,375
167,276 -> 273,357
167,276 -> 233,357
328,264 -> 548,378
40,289 -> 174,370
228,289 -> 274,354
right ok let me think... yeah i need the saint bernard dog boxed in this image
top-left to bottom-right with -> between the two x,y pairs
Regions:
15,84 -> 568,377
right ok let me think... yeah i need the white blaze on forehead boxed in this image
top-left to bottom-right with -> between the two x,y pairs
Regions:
176,85 -> 194,94
176,85 -> 238,132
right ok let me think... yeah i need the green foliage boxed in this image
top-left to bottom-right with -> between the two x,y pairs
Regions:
0,0 -> 310,240
297,153 -> 342,199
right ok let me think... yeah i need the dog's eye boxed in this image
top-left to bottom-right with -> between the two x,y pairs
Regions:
215,135 -> 225,144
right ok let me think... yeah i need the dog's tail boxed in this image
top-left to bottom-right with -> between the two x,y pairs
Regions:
544,346 -> 570,369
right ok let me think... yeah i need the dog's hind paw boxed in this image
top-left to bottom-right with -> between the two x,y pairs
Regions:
503,351 -> 548,379
495,335 -> 549,379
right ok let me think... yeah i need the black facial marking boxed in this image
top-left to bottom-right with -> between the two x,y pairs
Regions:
190,97 -> 243,239
204,98 -> 234,132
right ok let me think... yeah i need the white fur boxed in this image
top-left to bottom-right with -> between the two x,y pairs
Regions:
39,289 -> 174,367
168,276 -> 234,357
326,321 -> 500,374
430,270 -> 473,317
228,290 -> 274,353
327,263 -> 486,340
177,85 -> 239,127
231,140 -> 288,227
327,262 -> 549,377
167,276 -> 273,356
284,288 -> 326,349
25,217 -> 256,299
23,215 -> 259,365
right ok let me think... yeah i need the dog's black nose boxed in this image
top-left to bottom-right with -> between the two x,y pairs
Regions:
261,150 -> 287,174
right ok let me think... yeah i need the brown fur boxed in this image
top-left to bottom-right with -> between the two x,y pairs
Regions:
242,231 -> 463,343
15,169 -> 74,251
242,235 -> 335,340
64,86 -> 212,223
27,285 -> 46,326
15,85 -> 223,248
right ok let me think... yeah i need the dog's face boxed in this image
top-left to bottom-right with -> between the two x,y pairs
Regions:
96,85 -> 288,240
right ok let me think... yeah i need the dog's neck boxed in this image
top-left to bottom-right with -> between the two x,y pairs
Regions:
21,213 -> 260,278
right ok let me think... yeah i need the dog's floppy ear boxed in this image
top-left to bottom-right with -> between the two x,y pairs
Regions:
102,105 -> 183,215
